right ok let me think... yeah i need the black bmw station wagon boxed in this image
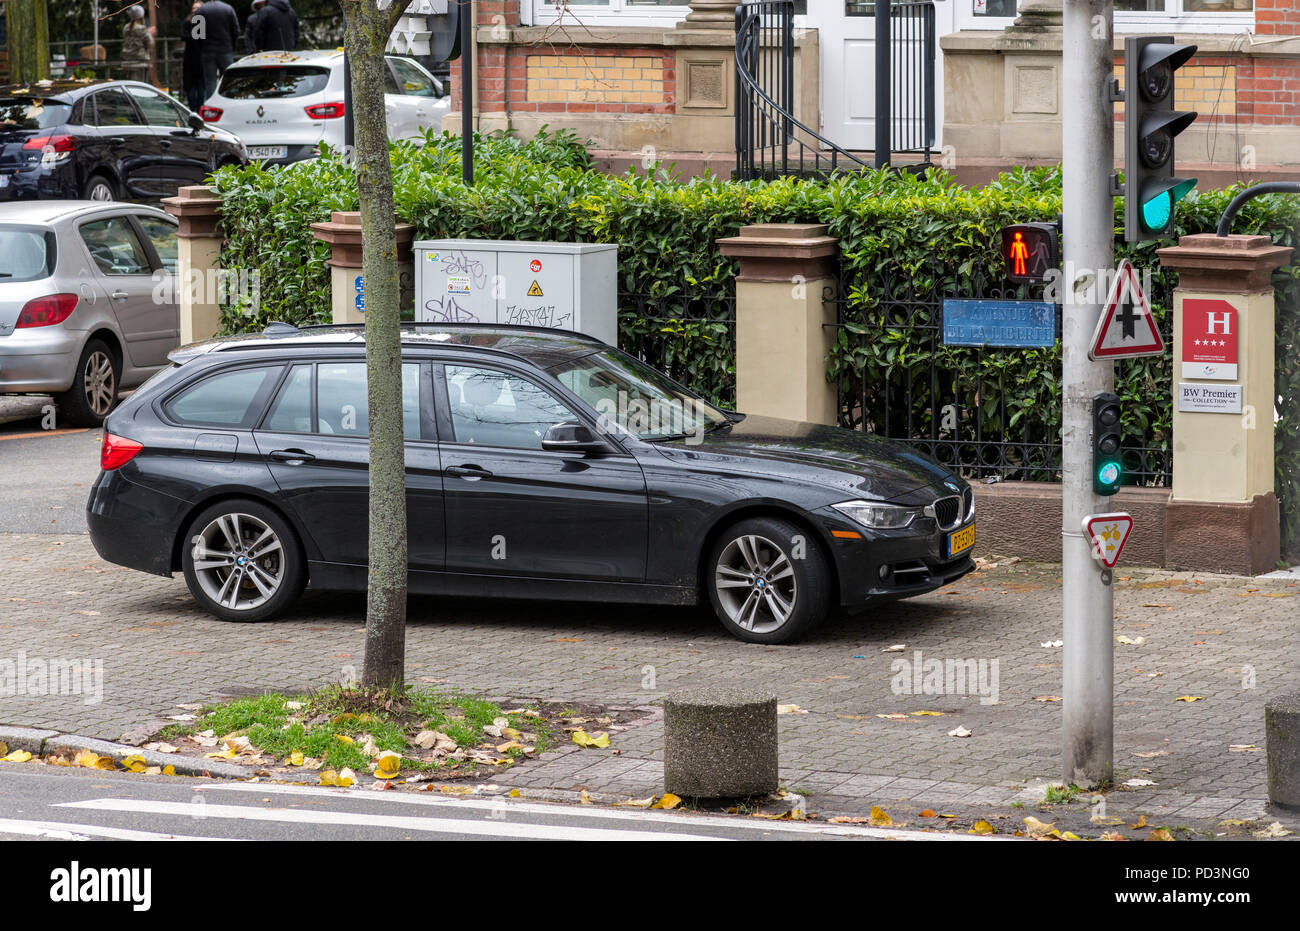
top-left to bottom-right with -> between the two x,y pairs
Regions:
87,324 -> 975,643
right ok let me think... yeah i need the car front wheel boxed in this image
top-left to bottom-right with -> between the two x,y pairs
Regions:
181,500 -> 306,622
706,516 -> 832,644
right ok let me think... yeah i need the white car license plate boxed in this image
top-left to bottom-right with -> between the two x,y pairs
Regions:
0,174 -> 9,188
248,145 -> 288,159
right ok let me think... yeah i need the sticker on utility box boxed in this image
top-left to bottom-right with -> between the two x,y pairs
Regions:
447,275 -> 472,294
527,280 -> 545,297
1178,383 -> 1242,414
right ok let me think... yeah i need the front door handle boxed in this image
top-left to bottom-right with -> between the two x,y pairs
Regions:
159,139 -> 172,149
445,464 -> 492,480
269,448 -> 315,464
110,291 -> 128,301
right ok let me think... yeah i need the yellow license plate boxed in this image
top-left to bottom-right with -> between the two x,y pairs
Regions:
947,523 -> 975,557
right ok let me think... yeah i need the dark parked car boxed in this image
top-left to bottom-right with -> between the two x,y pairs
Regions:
0,78 -> 247,203
87,324 -> 975,643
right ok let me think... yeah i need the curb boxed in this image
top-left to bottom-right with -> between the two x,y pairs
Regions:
0,726 -> 247,779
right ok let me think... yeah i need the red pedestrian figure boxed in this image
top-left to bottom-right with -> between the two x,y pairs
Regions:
1010,231 -> 1029,278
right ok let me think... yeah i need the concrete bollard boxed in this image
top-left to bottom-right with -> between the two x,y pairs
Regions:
664,686 -> 778,798
1266,692 -> 1300,811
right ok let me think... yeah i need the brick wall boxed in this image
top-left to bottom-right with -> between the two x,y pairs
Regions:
1256,0 -> 1300,36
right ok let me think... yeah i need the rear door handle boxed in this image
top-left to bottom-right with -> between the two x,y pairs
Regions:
445,464 -> 491,480
159,139 -> 172,149
269,448 -> 315,464
108,137 -> 125,147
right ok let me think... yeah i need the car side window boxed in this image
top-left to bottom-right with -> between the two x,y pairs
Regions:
264,364 -> 312,433
90,88 -> 143,127
126,86 -> 188,129
382,62 -> 401,96
313,362 -> 421,438
388,57 -> 438,98
135,215 -> 178,274
165,366 -> 280,428
79,217 -> 151,275
445,365 -> 578,451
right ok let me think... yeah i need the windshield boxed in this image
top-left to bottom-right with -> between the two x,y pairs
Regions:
0,98 -> 71,131
550,348 -> 729,441
218,66 -> 331,99
0,226 -> 55,281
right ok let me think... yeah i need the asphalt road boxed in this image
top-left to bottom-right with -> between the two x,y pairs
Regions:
0,398 -> 102,535
0,763 -> 973,841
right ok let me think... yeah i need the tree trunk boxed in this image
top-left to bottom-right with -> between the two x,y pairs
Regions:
341,0 -> 411,692
6,0 -> 50,83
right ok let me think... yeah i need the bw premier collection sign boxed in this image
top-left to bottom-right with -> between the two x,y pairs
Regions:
1178,382 -> 1242,414
1181,298 -> 1238,381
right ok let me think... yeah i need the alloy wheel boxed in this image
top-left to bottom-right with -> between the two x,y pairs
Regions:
83,350 -> 116,417
87,181 -> 115,201
191,513 -> 285,611
713,533 -> 798,634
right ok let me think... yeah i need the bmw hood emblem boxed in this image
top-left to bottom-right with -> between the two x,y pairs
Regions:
945,480 -> 960,492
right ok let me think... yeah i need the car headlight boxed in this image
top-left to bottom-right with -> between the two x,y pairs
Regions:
832,500 -> 923,530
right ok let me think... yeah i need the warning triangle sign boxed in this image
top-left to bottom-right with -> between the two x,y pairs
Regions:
527,280 -> 544,297
1089,259 -> 1163,361
1082,512 -> 1134,569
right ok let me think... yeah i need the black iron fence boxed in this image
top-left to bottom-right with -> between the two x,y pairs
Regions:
828,261 -> 1175,487
619,285 -> 737,408
734,0 -> 937,180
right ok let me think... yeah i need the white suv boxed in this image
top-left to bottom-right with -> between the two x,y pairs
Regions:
198,50 -> 450,164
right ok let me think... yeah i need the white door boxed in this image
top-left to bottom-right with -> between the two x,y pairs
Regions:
800,1 -> 955,153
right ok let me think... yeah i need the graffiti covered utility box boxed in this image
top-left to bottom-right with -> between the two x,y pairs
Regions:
413,239 -> 619,345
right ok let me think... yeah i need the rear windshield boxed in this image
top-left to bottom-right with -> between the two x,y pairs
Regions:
0,98 -> 72,130
218,66 -> 331,100
0,226 -> 55,282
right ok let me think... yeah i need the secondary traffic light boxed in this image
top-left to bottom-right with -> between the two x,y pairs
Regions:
1001,223 -> 1059,284
1092,393 -> 1123,496
1123,36 -> 1198,242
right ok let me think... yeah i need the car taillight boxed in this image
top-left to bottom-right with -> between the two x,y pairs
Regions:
22,134 -> 76,153
199,105 -> 223,122
305,102 -> 346,119
15,293 -> 79,328
101,434 -> 143,471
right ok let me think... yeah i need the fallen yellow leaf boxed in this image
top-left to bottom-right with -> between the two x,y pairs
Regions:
652,793 -> 682,810
120,754 -> 147,773
1147,828 -> 1175,841
1175,695 -> 1204,702
969,820 -> 995,835
572,730 -> 610,749
286,749 -> 304,766
869,806 -> 892,827
374,751 -> 401,779
2,749 -> 32,763
1130,815 -> 1147,829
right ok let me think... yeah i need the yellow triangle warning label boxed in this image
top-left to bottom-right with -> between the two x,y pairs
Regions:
527,280 -> 544,297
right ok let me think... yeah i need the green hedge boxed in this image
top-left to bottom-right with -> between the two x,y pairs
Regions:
210,132 -> 1299,557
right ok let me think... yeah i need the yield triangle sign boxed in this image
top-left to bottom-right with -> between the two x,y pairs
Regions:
1082,512 -> 1133,568
1089,259 -> 1164,361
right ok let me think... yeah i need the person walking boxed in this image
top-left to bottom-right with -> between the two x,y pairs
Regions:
255,0 -> 299,53
244,0 -> 267,54
194,0 -> 242,100
181,1 -> 206,112
120,5 -> 154,84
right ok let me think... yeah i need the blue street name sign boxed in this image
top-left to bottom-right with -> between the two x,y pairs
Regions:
942,299 -> 1056,349
354,274 -> 365,312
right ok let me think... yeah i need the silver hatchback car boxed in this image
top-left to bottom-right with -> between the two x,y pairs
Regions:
0,201 -> 179,425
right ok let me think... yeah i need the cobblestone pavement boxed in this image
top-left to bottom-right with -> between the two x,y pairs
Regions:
2,532 -> 1298,829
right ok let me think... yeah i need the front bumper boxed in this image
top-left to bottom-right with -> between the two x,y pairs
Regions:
87,466 -> 188,577
816,506 -> 976,604
0,326 -> 81,393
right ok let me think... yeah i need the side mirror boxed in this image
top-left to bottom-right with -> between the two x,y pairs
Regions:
187,113 -> 205,133
542,421 -> 607,456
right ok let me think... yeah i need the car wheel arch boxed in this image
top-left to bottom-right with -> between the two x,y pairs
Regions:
694,503 -> 840,606
169,491 -> 313,575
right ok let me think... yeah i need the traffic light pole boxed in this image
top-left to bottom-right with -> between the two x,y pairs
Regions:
1061,0 -> 1116,786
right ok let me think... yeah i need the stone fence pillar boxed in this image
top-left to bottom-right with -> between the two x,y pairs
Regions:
161,185 -> 224,345
309,212 -> 416,324
717,223 -> 839,425
1157,233 -> 1293,574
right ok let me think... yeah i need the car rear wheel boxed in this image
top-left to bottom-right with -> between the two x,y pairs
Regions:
181,500 -> 306,622
82,174 -> 117,201
55,338 -> 119,427
706,516 -> 832,644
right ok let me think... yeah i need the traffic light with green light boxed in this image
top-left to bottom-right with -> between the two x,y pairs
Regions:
1123,36 -> 1198,243
1092,393 -> 1123,497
